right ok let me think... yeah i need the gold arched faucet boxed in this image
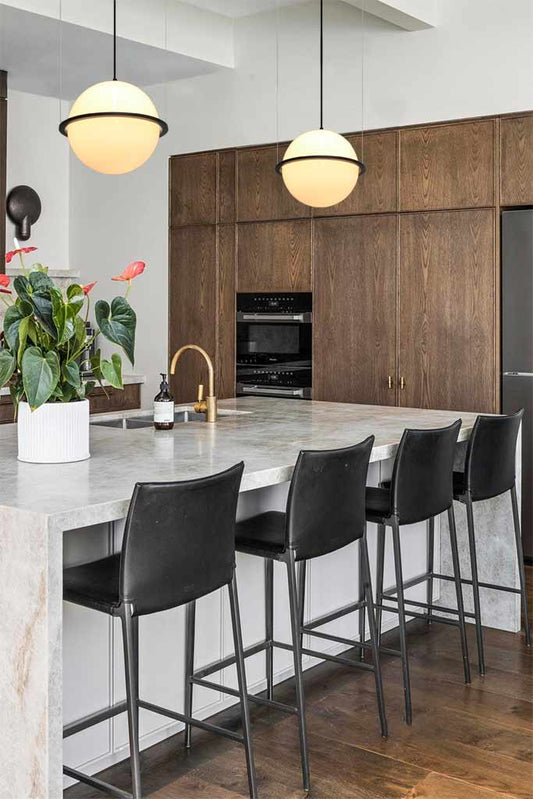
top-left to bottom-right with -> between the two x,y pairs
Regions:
170,345 -> 217,423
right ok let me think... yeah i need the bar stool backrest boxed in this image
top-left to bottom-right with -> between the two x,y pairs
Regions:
119,462 -> 244,616
465,409 -> 524,501
286,436 -> 374,561
391,420 -> 461,525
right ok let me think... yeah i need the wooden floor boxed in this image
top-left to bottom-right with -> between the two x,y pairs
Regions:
66,569 -> 533,799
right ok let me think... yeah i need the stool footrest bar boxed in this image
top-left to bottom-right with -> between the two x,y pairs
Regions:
63,766 -> 133,799
304,599 -> 365,631
63,701 -> 128,738
194,640 -> 267,680
191,676 -> 298,715
273,639 -> 374,672
138,699 -> 244,743
432,572 -> 521,595
381,595 -> 476,619
375,603 -> 460,627
382,572 -> 430,597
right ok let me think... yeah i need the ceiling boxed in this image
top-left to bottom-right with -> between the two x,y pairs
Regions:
182,0 -> 310,17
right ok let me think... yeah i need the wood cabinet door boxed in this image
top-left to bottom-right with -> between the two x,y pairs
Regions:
237,145 -> 311,222
169,226 -> 217,402
317,130 -> 398,217
399,209 -> 496,413
500,115 -> 533,206
400,120 -> 495,211
237,220 -> 312,292
313,215 -> 398,405
170,153 -> 217,227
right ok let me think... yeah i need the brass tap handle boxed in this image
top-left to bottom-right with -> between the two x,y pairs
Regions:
387,375 -> 394,389
400,376 -> 406,390
194,383 -> 208,415
197,384 -> 205,402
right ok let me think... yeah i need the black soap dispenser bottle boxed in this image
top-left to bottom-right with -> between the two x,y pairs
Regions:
153,373 -> 175,430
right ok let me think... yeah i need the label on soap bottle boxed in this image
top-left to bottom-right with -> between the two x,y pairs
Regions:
154,401 -> 175,424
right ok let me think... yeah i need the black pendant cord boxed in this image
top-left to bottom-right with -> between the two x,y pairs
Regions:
319,0 -> 323,129
113,0 -> 117,80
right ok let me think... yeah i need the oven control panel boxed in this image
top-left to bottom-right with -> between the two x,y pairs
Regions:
237,292 -> 312,314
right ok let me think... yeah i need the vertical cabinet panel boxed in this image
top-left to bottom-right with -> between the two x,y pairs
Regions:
219,150 -> 236,224
170,153 -> 217,226
169,226 -> 217,402
313,215 -> 398,405
400,120 -> 495,211
500,115 -> 533,206
399,209 -> 496,413
237,220 -> 312,292
318,130 -> 398,217
237,145 -> 311,222
217,225 -> 236,399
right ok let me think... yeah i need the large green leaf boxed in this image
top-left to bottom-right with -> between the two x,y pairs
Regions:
21,347 -> 60,410
62,360 -> 81,389
0,349 -> 16,387
50,287 -> 75,345
3,301 -> 33,352
95,297 -> 136,365
66,283 -> 85,315
29,271 -> 55,294
13,275 -> 31,303
100,353 -> 123,389
31,293 -> 56,338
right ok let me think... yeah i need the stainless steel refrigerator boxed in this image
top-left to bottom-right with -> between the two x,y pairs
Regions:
502,210 -> 533,559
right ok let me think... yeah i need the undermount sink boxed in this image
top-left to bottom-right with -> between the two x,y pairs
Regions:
91,410 -> 206,429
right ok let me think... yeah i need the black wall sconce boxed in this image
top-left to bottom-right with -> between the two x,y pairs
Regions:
6,185 -> 41,241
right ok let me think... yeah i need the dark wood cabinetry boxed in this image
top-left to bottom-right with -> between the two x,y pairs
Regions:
313,215 -> 398,405
236,145 -> 310,222
169,153 -> 218,227
237,220 -> 312,292
399,209 -> 497,413
500,115 -> 533,206
400,120 -> 495,211
319,131 -> 398,217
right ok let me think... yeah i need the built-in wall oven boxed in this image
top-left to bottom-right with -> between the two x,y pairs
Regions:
236,293 -> 312,399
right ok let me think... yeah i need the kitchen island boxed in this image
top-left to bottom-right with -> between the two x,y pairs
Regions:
0,397 -> 521,798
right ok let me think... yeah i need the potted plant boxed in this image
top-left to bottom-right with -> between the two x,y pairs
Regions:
0,247 -> 145,463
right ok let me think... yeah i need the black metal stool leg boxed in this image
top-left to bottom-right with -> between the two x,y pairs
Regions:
286,550 -> 311,793
358,543 -> 366,661
375,524 -> 386,647
391,517 -> 412,725
361,533 -> 388,738
427,517 -> 435,625
229,574 -> 259,799
121,603 -> 142,799
465,494 -> 485,675
265,558 -> 274,700
448,506 -> 471,685
298,560 -> 307,651
511,485 -> 531,647
184,600 -> 196,748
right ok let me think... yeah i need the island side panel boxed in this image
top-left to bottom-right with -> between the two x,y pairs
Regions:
0,508 -> 63,799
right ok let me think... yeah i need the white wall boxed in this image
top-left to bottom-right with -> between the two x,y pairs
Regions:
67,0 -> 533,405
6,89 -> 70,269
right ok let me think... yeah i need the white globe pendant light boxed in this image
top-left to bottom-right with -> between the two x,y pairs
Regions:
276,0 -> 365,208
59,0 -> 168,175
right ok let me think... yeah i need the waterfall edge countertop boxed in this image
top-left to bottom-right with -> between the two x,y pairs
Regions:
0,396 -> 482,529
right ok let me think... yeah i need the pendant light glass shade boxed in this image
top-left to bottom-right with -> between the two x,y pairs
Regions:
277,128 -> 363,207
60,81 -> 166,175
59,0 -> 168,175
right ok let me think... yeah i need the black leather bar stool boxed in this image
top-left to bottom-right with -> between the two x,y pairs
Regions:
63,463 -> 259,799
192,437 -> 388,795
434,409 -> 531,675
367,420 -> 471,726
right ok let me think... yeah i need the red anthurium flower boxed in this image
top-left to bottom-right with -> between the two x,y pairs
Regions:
0,274 -> 10,288
82,281 -> 97,295
5,246 -> 38,264
112,261 -> 146,282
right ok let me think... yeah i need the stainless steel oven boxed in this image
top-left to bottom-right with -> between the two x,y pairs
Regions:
236,293 -> 312,399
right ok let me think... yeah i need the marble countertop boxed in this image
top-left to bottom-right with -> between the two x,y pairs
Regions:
0,397 -> 480,530
0,374 -> 146,398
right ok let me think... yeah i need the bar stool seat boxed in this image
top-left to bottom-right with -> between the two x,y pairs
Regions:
365,487 -> 392,521
64,554 -> 122,614
236,511 -> 286,558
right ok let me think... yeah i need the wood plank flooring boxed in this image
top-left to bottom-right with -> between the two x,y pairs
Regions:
65,569 -> 533,799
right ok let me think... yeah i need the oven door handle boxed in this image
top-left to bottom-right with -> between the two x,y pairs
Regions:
240,385 -> 306,397
237,312 -> 312,323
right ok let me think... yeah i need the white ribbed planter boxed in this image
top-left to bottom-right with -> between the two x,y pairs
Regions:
18,400 -> 90,463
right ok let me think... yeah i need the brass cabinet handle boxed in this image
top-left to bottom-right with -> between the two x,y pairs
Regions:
387,375 -> 394,389
400,376 -> 406,390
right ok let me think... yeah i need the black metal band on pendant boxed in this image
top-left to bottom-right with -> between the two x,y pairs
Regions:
59,111 -> 169,138
275,154 -> 366,175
